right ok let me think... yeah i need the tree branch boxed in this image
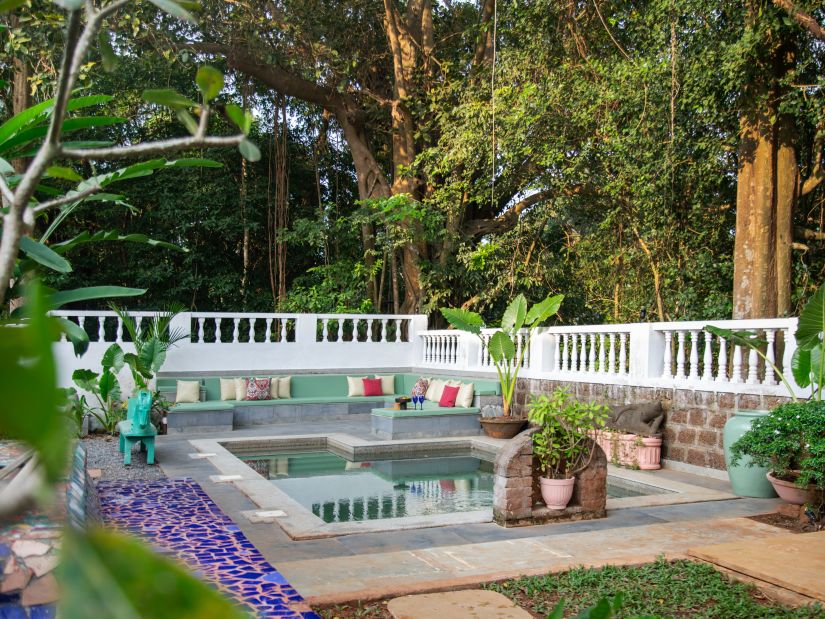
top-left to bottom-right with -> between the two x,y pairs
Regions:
0,176 -> 14,206
462,190 -> 554,237
31,184 -> 102,214
794,226 -> 825,241
472,0 -> 496,67
772,0 -> 825,40
60,134 -> 243,160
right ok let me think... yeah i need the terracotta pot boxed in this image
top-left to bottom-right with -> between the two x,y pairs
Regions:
767,472 -> 823,506
480,418 -> 527,439
637,436 -> 662,470
540,476 -> 575,510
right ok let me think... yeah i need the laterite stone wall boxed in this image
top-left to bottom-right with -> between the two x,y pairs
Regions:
513,378 -> 793,471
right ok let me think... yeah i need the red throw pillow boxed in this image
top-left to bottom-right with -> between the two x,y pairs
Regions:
439,385 -> 460,408
362,377 -> 383,397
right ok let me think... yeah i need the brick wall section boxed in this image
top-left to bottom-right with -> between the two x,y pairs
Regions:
513,378 -> 793,471
493,428 -> 607,526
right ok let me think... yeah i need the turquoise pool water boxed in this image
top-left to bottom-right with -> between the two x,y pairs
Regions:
239,450 -> 659,523
241,450 -> 494,523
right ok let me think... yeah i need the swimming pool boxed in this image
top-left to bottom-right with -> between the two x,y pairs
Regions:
239,449 -> 658,523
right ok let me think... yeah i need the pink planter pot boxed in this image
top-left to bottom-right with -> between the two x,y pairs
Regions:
540,476 -> 575,510
637,436 -> 662,470
767,472 -> 822,506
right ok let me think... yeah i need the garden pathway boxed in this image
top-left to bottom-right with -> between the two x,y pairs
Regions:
97,478 -> 319,619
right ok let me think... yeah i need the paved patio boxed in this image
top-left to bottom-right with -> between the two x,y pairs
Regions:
143,416 -> 790,604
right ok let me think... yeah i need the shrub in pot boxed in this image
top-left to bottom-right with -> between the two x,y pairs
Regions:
529,389 -> 608,510
441,293 -> 564,438
730,401 -> 825,507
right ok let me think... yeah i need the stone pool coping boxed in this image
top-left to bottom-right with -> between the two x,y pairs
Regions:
188,433 -> 736,539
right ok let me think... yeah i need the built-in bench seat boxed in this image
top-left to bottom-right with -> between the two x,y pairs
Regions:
370,402 -> 482,439
157,373 -> 500,434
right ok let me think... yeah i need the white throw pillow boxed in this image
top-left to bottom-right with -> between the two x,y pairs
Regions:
234,378 -> 247,400
175,380 -> 200,403
376,375 -> 395,395
425,378 -> 447,402
347,376 -> 368,397
456,382 -> 475,408
268,377 -> 281,400
277,376 -> 291,399
219,378 -> 237,401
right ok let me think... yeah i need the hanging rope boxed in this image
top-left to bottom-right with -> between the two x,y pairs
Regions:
491,0 -> 497,212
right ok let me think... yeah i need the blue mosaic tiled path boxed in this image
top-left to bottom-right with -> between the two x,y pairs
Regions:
97,478 -> 319,618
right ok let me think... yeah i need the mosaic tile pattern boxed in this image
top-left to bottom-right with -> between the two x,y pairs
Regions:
97,478 -> 318,619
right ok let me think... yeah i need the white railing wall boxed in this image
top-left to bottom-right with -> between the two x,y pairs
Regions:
53,309 -> 808,399
52,311 -> 427,388
418,318 -> 807,398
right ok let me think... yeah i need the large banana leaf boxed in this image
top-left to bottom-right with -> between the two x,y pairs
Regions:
49,230 -> 184,254
501,294 -> 527,333
49,286 -> 145,309
488,330 -> 516,363
101,343 -> 125,373
703,325 -> 766,350
526,294 -> 564,326
440,307 -> 484,334
18,236 -> 72,273
795,284 -> 825,350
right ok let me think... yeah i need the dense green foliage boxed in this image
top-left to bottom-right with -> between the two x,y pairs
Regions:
4,1 -> 825,322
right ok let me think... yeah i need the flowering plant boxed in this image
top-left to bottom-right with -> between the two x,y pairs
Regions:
729,401 -> 825,490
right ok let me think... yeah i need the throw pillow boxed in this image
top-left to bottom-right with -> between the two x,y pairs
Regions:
375,374 -> 395,395
246,377 -> 271,401
362,377 -> 383,397
219,378 -> 238,401
347,376 -> 368,397
439,385 -> 460,408
456,382 -> 475,408
175,380 -> 200,403
234,378 -> 247,400
412,377 -> 429,398
276,376 -> 291,399
268,377 -> 281,400
425,378 -> 446,402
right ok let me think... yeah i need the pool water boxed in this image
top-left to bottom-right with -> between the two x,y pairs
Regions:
242,450 -> 494,523
239,450 -> 658,523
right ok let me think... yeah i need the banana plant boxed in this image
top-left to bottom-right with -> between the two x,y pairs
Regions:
71,343 -> 127,434
112,304 -> 189,393
441,293 -> 564,417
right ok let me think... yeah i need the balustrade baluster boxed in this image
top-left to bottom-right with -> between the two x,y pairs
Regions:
570,334 -> 579,372
116,317 -> 124,343
716,337 -> 728,382
216,318 -> 223,343
264,318 -> 273,343
552,335 -> 561,372
608,333 -> 616,374
588,333 -> 596,373
702,331 -> 714,381
380,319 -> 387,342
731,344 -> 743,383
247,319 -> 255,343
675,332 -> 686,379
747,346 -> 759,384
337,319 -> 344,343
394,319 -> 402,342
688,330 -> 700,381
599,334 -> 606,373
764,330 -> 777,385
366,318 -> 374,342
661,331 -> 673,378
96,317 -> 104,342
618,333 -> 627,375
232,318 -> 240,343
560,334 -> 569,372
322,318 -> 329,342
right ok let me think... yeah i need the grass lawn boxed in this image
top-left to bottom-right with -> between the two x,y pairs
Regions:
317,559 -> 825,618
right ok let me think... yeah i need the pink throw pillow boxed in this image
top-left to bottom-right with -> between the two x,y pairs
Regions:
362,377 -> 383,397
245,378 -> 271,401
439,385 -> 460,408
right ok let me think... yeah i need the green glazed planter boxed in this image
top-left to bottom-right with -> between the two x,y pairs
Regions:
723,409 -> 778,498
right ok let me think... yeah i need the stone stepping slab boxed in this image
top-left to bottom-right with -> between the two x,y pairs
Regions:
688,530 -> 825,602
97,478 -> 319,618
388,590 -> 531,618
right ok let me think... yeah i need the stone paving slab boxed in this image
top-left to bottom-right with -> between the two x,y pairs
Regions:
387,590 -> 532,619
688,531 -> 825,602
282,517 -> 781,603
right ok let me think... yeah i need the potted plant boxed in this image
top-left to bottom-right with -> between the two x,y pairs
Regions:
729,401 -> 825,506
441,293 -> 564,438
528,388 -> 608,510
705,283 -> 825,499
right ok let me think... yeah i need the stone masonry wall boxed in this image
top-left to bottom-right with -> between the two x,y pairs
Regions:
513,378 -> 793,471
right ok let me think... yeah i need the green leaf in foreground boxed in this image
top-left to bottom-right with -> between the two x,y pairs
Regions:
238,138 -> 261,162
0,281 -> 66,480
146,0 -> 196,23
440,307 -> 484,334
59,527 -> 248,619
142,89 -> 198,110
196,65 -> 224,102
49,285 -> 145,309
225,104 -> 253,135
19,236 -> 72,274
